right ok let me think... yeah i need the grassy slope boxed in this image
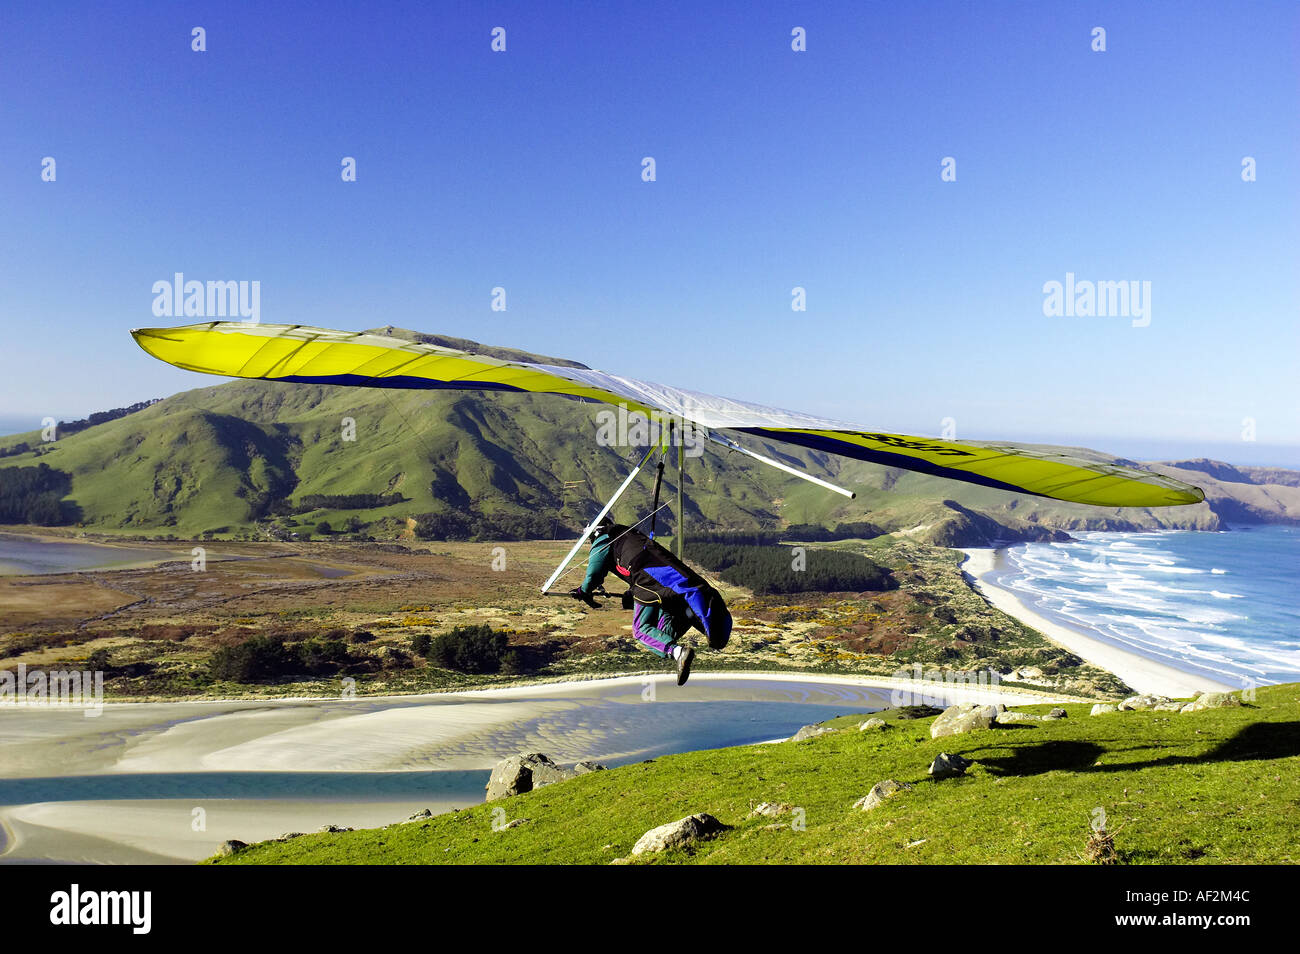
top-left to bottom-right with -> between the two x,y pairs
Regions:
5,377 -> 1271,540
213,683 -> 1299,865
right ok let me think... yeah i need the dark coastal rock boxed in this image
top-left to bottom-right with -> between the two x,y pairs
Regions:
631,813 -> 729,855
407,809 -> 433,820
218,839 -> 247,856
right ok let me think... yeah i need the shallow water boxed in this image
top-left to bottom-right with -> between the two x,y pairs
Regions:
0,533 -> 176,575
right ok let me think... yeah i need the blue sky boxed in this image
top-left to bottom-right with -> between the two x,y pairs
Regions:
2,1 -> 1297,464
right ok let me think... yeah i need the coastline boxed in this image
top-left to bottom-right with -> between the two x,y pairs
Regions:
959,547 -> 1236,697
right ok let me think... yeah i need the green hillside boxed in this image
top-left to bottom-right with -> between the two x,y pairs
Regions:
211,683 -> 1300,865
3,343 -> 1295,543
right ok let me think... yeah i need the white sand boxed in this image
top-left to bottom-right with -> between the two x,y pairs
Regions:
959,548 -> 1235,697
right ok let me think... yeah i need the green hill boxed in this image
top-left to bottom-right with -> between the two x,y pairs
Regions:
3,332 -> 1297,543
210,683 -> 1299,865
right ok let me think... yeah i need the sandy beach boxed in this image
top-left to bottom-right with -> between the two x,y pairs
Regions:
0,671 -> 1084,864
959,548 -> 1236,697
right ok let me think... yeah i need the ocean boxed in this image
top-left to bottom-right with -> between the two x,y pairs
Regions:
985,525 -> 1300,687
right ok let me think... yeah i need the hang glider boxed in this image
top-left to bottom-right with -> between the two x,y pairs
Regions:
130,321 -> 1205,508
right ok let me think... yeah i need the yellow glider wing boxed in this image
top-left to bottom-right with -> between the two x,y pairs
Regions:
131,322 -> 1205,508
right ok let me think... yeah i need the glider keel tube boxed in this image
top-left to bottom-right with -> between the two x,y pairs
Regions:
708,430 -> 856,499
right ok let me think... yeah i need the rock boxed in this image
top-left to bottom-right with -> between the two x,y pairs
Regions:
218,839 -> 247,856
1118,694 -> 1171,711
631,813 -> 729,855
858,718 -> 888,731
407,809 -> 433,820
995,710 -> 1040,724
852,779 -> 913,811
749,802 -> 794,818
317,824 -> 352,833
496,818 -> 530,830
930,704 -> 998,738
485,752 -> 579,800
1045,708 -> 1068,720
791,724 -> 836,742
928,752 -> 973,779
277,832 -> 305,841
572,760 -> 607,774
1180,692 -> 1242,713
1090,703 -> 1118,715
1153,701 -> 1185,712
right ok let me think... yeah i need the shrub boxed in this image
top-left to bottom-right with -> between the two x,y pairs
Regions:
425,624 -> 512,674
209,636 -> 296,683
689,543 -> 895,595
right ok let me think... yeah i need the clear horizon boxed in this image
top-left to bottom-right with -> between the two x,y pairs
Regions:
2,1 -> 1297,457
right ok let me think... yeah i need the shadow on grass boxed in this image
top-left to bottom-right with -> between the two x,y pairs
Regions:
971,721 -> 1300,778
975,740 -> 1105,776
1088,720 -> 1300,773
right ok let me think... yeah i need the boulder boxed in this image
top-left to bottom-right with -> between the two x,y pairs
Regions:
277,832 -> 305,841
852,779 -> 913,811
748,802 -> 794,818
1045,708 -> 1068,720
1153,701 -> 1185,712
1090,703 -> 1118,716
485,753 -> 584,800
791,724 -> 836,742
317,824 -> 352,833
928,752 -> 973,779
631,813 -> 729,855
407,809 -> 433,820
572,760 -> 607,775
218,840 -> 247,856
930,704 -> 998,738
1118,694 -> 1171,711
995,710 -> 1040,724
858,718 -> 888,731
1180,692 -> 1242,713
496,818 -> 530,831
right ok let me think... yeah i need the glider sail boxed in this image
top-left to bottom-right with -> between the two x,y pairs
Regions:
130,322 -> 1205,508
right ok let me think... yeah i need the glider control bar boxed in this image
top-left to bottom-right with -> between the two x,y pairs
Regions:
707,430 -> 856,499
540,443 -> 660,594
